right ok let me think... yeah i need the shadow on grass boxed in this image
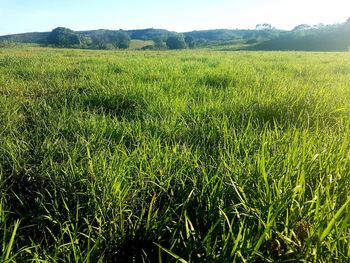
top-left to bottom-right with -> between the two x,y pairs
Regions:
198,74 -> 233,89
4,169 -> 91,234
244,95 -> 347,129
83,92 -> 147,120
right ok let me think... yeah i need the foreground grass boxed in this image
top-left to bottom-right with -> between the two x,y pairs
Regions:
0,47 -> 350,262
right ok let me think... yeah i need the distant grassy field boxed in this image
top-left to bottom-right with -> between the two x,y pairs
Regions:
1,47 -> 350,262
129,39 -> 154,50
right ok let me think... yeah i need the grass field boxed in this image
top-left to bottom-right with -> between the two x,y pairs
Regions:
1,47 -> 350,262
129,40 -> 155,50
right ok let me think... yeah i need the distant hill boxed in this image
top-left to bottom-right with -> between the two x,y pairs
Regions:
1,18 -> 350,51
0,31 -> 50,44
0,27 -> 283,50
184,28 -> 280,41
250,22 -> 350,51
127,28 -> 178,40
0,28 -> 178,44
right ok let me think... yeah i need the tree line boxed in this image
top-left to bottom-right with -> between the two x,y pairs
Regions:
250,19 -> 350,51
1,18 -> 350,51
47,27 -> 131,49
46,27 -> 197,50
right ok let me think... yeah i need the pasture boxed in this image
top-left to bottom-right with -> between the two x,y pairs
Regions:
1,47 -> 350,262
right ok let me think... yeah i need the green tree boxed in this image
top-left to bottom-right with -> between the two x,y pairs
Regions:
152,37 -> 167,49
292,24 -> 311,31
166,35 -> 187,49
345,17 -> 350,28
110,30 -> 131,49
255,23 -> 274,30
90,30 -> 130,49
47,27 -> 80,47
80,36 -> 93,49
185,36 -> 196,48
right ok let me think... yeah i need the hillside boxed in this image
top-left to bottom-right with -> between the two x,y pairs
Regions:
0,28 -> 278,46
250,22 -> 350,51
0,31 -> 50,44
0,28 -> 177,44
1,18 -> 350,51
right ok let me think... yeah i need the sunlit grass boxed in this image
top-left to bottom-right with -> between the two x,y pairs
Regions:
0,47 -> 350,262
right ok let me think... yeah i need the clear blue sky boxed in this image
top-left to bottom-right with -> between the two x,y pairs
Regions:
0,0 -> 349,35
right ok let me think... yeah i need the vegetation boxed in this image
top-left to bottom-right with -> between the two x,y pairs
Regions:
1,17 -> 350,51
166,35 -> 187,49
1,47 -> 350,262
86,29 -> 131,49
0,32 -> 50,44
129,39 -> 154,50
184,36 -> 196,49
47,27 -> 81,47
251,22 -> 350,51
127,28 -> 177,41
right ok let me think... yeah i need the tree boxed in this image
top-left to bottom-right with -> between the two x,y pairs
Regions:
292,24 -> 311,31
47,27 -> 80,47
166,35 -> 187,49
345,17 -> 350,29
185,36 -> 196,48
110,30 -> 130,49
106,29 -> 130,49
90,30 -> 130,49
152,37 -> 167,49
255,23 -> 274,31
80,36 -> 93,49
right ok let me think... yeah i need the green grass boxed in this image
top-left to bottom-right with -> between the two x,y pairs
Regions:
129,40 -> 155,50
1,47 -> 350,262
